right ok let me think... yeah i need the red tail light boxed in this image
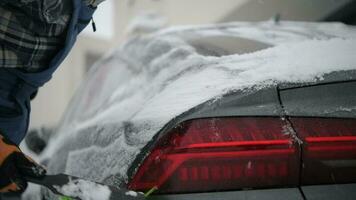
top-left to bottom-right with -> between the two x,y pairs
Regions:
128,118 -> 300,194
290,118 -> 356,185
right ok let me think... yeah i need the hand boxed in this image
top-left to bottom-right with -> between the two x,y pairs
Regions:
0,135 -> 46,194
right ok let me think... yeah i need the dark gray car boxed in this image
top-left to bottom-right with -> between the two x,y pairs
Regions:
35,21 -> 356,200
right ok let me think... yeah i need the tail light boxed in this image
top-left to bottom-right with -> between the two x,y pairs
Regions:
128,118 -> 300,194
290,118 -> 356,185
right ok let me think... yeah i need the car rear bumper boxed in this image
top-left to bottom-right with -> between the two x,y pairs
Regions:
149,184 -> 356,200
302,184 -> 356,200
149,188 -> 303,200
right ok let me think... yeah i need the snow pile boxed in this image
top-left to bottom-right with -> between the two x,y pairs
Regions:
125,190 -> 138,197
322,106 -> 356,115
53,179 -> 111,200
42,21 -> 356,191
22,184 -> 42,200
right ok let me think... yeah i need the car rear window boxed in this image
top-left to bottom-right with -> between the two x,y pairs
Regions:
187,36 -> 273,56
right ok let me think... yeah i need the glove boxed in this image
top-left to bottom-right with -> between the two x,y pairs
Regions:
84,0 -> 106,7
0,135 -> 46,194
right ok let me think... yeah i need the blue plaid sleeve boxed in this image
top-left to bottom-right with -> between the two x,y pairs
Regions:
0,0 -> 73,71
0,0 -> 72,36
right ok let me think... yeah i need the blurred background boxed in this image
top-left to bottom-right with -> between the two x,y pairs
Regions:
29,0 -> 356,131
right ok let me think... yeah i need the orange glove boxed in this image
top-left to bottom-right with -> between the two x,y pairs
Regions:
0,135 -> 46,194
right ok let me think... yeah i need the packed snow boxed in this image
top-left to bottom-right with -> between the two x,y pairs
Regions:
53,178 -> 111,200
125,190 -> 138,197
39,21 -> 356,198
322,106 -> 356,115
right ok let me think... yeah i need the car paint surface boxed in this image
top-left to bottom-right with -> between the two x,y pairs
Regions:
40,22 -> 356,199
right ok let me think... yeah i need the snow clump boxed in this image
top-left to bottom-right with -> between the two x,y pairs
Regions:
53,179 -> 111,200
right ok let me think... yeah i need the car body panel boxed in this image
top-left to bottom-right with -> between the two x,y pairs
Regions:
279,71 -> 356,199
280,79 -> 356,118
127,86 -> 286,185
149,188 -> 303,200
38,22 -> 356,199
178,86 -> 283,122
278,70 -> 356,90
301,184 -> 356,200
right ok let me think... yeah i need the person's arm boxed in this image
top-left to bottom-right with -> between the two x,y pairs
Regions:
0,0 -> 107,196
0,0 -> 107,38
0,0 -> 71,37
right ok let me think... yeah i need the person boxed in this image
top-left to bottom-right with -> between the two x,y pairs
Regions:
0,0 -> 105,195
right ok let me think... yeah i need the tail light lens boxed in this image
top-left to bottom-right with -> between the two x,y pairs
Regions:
128,118 -> 300,194
290,118 -> 356,185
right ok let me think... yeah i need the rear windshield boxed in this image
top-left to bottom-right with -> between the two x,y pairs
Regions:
188,36 -> 272,56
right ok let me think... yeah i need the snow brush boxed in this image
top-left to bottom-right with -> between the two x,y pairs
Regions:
26,173 -> 145,200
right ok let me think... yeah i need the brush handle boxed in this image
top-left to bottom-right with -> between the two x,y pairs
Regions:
26,174 -> 76,197
26,174 -> 145,200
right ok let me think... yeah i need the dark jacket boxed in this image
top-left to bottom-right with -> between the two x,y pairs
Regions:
0,0 -> 95,145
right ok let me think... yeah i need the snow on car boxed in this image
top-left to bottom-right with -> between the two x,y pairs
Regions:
38,21 -> 356,199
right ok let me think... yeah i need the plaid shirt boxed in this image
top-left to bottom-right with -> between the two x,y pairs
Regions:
0,0 -> 73,72
0,0 -> 104,72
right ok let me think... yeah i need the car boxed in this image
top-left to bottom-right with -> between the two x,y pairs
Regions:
35,21 -> 356,199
